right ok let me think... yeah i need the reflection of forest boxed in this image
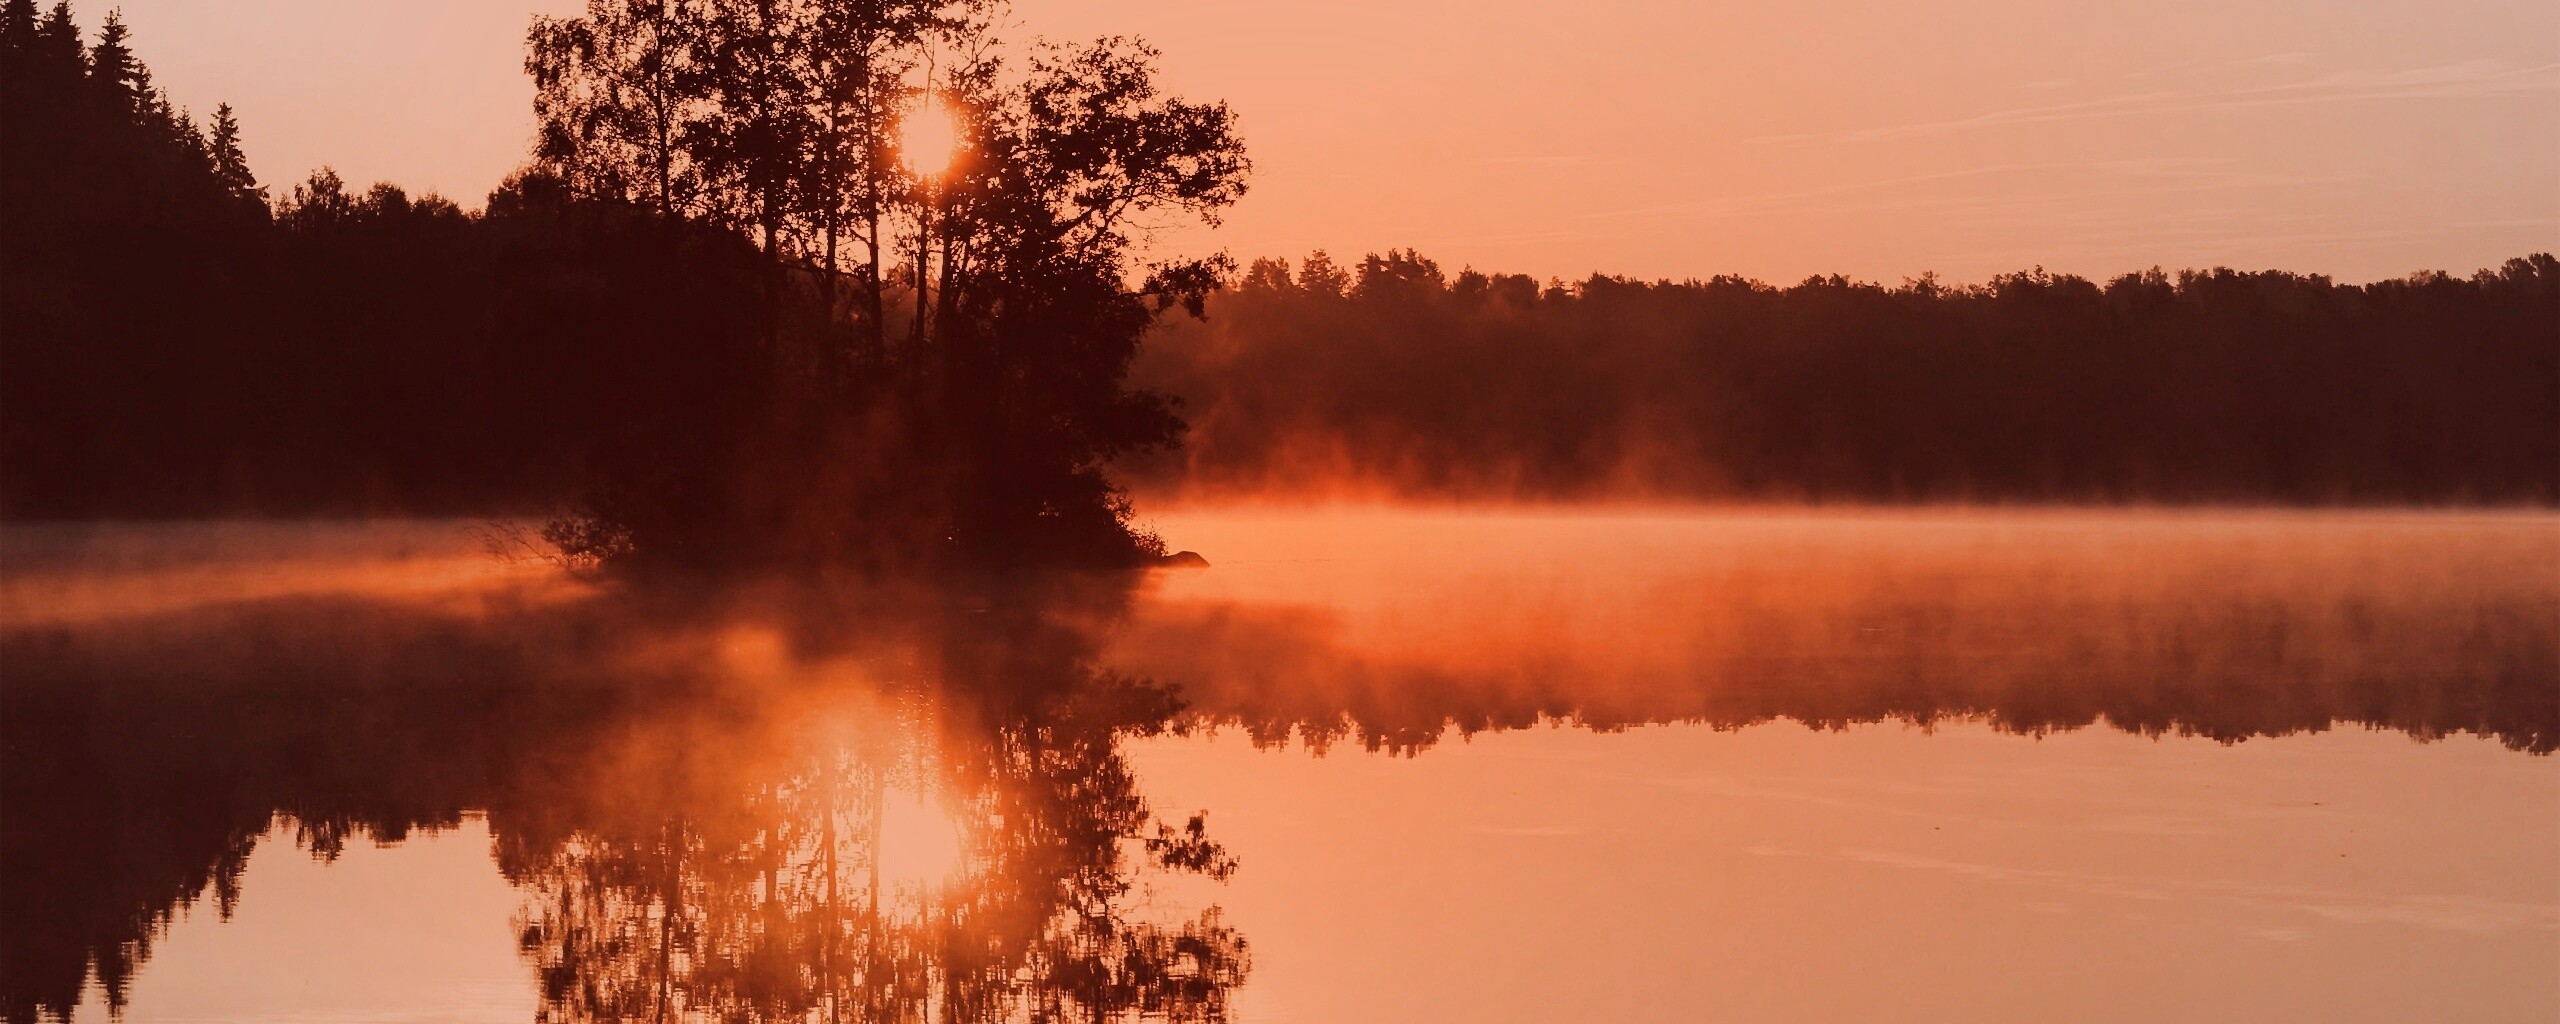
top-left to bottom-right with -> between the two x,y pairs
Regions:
4,546 -> 2552,1021
1109,518 -> 2559,756
0,579 -> 1246,1024
1110,584 -> 2557,756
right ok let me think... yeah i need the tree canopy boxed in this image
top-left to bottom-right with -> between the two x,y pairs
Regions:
3,2 -> 2549,565
1130,250 -> 2560,504
2,1 -> 1250,571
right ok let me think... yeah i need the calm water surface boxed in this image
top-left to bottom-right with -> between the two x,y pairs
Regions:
4,507 -> 2554,1023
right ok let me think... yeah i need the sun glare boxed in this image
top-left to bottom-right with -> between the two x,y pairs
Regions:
875,786 -> 965,886
900,100 -> 961,178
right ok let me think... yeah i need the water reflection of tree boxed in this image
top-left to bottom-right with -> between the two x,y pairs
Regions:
497,663 -> 1250,1022
0,580 -> 1247,1024
9,546 -> 2554,1020
1107,544 -> 2560,756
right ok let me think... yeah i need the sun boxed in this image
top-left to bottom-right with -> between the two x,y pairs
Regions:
900,99 -> 961,178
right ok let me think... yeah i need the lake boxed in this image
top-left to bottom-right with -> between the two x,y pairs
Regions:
4,507 -> 2554,1023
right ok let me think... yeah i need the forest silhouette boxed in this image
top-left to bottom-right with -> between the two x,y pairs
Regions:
1130,250 -> 2557,504
5,0 -> 1245,570
4,4 -> 2552,578
4,5 -> 2553,1023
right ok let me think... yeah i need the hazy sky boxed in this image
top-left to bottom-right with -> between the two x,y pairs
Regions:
102,0 -> 2558,283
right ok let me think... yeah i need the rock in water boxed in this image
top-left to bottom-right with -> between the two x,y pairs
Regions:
1155,550 -> 1210,568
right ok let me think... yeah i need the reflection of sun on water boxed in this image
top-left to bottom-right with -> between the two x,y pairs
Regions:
875,787 -> 964,887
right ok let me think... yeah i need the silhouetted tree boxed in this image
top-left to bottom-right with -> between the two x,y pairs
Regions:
3,4 -> 2546,550
1130,251 -> 2560,505
82,10 -> 136,112
528,0 -> 709,217
526,0 -> 1248,570
2,5 -> 275,517
4,4 -> 1248,569
203,102 -> 261,206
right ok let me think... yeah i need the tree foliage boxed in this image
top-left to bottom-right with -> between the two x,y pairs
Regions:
518,0 -> 1253,569
2,2 -> 1249,571
1132,250 -> 2560,504
6,3 -> 2547,567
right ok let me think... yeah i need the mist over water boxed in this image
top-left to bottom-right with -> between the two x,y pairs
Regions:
8,0 -> 2553,1019
4,506 -> 2553,1022
11,506 -> 2552,751
1118,505 -> 2559,752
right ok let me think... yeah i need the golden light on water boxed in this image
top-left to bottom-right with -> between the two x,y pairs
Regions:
874,786 -> 964,886
900,100 -> 961,178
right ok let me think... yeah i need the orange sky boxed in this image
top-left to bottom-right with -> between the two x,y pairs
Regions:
102,0 -> 2557,284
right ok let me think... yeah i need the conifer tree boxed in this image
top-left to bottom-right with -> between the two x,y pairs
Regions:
205,102 -> 263,204
30,2 -> 82,74
86,9 -> 139,114
0,0 -> 37,51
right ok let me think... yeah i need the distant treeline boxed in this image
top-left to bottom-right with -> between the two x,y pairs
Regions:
1129,252 -> 2559,504
5,5 -> 2552,521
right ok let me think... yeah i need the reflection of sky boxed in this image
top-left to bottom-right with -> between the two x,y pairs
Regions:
70,818 -> 532,1024
75,719 -> 2560,1023
1128,720 -> 2558,1024
17,507 -> 2558,1023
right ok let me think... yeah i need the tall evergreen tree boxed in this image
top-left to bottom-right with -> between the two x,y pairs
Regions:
85,9 -> 139,114
0,0 -> 37,51
205,102 -> 263,204
30,2 -> 79,71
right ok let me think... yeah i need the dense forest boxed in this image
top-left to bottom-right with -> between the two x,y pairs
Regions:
2,1 -> 1243,570
1131,250 -> 2559,503
4,2 -> 2552,563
